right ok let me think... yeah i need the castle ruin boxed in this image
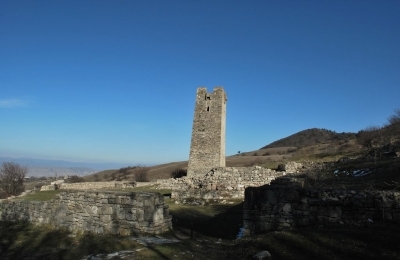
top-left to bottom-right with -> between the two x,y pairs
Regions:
187,87 -> 227,176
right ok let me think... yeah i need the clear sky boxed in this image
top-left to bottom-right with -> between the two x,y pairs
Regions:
1,1 -> 399,165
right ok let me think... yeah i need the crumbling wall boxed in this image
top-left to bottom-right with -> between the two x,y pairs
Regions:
244,183 -> 400,235
156,166 -> 285,201
41,181 -> 135,191
0,191 -> 172,235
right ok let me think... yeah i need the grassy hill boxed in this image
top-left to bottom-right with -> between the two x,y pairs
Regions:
261,128 -> 356,149
84,108 -> 400,182
84,129 -> 363,182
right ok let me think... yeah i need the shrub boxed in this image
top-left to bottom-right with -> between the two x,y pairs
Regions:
263,152 -> 271,156
252,152 -> 258,156
34,183 -> 44,190
277,164 -> 285,171
0,162 -> 27,197
170,168 -> 187,179
66,175 -> 85,183
134,166 -> 149,182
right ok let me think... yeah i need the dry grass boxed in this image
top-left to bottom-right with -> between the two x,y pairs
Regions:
84,138 -> 364,181
147,161 -> 188,180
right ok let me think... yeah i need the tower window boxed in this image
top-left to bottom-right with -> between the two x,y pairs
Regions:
207,106 -> 210,111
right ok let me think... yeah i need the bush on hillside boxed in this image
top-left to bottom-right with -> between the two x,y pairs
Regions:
133,166 -> 149,182
170,168 -> 187,179
357,108 -> 400,153
66,175 -> 85,183
277,164 -> 285,171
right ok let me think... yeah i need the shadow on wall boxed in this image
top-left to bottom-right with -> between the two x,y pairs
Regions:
244,175 -> 400,235
171,202 -> 244,239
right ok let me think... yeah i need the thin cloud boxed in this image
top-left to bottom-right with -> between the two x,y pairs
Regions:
0,98 -> 29,108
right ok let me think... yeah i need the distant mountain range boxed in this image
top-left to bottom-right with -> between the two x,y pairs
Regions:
0,157 -> 129,177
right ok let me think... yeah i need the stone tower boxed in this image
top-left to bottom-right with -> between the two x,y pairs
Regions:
187,87 -> 227,176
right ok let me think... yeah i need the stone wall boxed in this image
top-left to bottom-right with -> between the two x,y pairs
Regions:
0,191 -> 172,235
156,166 -> 285,201
188,87 -> 227,176
41,181 -> 135,191
244,182 -> 400,235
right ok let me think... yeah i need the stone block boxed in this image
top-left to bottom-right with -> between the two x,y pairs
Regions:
284,189 -> 300,202
100,215 -> 111,222
91,206 -> 98,214
119,228 -> 130,236
282,203 -> 292,213
126,213 -> 136,221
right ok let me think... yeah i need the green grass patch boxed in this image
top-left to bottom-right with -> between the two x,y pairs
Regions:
17,190 -> 60,201
129,186 -> 172,196
105,185 -> 172,197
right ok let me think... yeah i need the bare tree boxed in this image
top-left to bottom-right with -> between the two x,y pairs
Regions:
386,108 -> 400,144
357,126 -> 381,149
133,165 -> 149,182
387,108 -> 400,125
0,162 -> 27,197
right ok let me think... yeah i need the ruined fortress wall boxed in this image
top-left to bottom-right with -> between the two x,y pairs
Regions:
188,87 -> 227,176
59,182 -> 135,190
156,166 -> 285,200
41,181 -> 135,191
244,185 -> 400,234
0,191 -> 172,235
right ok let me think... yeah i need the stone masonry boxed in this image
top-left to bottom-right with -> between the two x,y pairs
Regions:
41,181 -> 135,191
244,180 -> 400,234
0,191 -> 172,235
187,87 -> 227,176
156,166 -> 286,202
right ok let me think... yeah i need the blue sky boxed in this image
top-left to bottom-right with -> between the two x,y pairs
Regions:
1,1 -> 399,165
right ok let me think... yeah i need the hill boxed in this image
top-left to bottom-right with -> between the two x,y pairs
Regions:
261,128 -> 356,149
85,138 -> 363,182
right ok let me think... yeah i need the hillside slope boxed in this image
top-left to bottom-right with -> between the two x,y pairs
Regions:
261,128 -> 356,149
